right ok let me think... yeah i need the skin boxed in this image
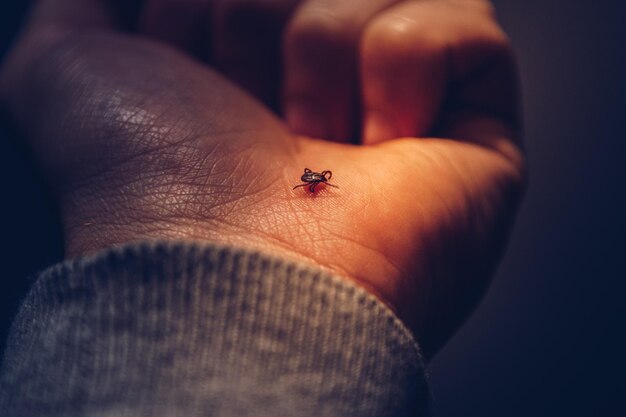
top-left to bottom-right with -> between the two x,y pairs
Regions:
1,0 -> 525,357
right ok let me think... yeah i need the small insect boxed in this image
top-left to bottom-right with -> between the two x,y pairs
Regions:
293,168 -> 338,193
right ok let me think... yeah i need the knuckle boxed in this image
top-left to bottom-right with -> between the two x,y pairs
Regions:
467,0 -> 497,16
450,1 -> 512,53
363,15 -> 448,61
480,1 -> 498,18
363,8 -> 513,65
286,10 -> 357,57
472,23 -> 513,62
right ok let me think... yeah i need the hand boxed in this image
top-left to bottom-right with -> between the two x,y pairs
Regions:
1,0 -> 525,356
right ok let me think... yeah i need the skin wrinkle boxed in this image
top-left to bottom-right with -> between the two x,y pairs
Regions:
62,171 -> 237,252
222,152 -> 264,199
255,190 -> 342,252
220,185 -> 404,310
63,127 -> 275,224
59,118 -> 206,194
190,151 -> 288,219
325,225 -> 408,281
224,186 -> 276,219
286,202 -> 320,242
186,215 -> 321,269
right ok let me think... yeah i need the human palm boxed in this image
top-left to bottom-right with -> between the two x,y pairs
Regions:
1,0 -> 524,355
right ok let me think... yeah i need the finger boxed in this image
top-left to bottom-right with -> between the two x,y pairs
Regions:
361,0 -> 520,151
211,0 -> 300,109
138,0 -> 212,59
283,0 -> 401,142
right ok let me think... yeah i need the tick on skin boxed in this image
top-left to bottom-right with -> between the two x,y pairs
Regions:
293,168 -> 338,193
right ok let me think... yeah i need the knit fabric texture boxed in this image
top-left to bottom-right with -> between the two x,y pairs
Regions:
0,242 -> 429,416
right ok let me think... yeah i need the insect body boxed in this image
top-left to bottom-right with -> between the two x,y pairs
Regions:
293,168 -> 338,193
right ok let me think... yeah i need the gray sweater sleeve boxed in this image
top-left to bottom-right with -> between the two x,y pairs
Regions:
0,242 -> 429,417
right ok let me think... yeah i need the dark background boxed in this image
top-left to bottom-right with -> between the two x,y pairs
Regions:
1,1 -> 624,416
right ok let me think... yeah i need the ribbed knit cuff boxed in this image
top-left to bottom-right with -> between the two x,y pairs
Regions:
1,242 -> 429,417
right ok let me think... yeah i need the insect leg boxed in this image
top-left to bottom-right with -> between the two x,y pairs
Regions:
293,184 -> 308,190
